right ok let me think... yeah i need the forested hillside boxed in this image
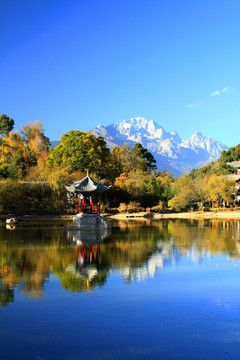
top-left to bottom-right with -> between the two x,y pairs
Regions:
188,145 -> 240,179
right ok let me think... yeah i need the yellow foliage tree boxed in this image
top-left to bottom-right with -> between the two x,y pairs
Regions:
21,120 -> 50,160
0,131 -> 24,163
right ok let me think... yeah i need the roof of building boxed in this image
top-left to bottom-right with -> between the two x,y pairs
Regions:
227,161 -> 240,168
225,174 -> 240,181
65,176 -> 110,193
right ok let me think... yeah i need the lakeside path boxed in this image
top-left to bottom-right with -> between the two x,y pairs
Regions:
109,211 -> 240,220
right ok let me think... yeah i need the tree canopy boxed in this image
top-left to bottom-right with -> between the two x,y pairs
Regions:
47,131 -> 111,177
0,114 -> 14,137
0,119 -> 50,179
111,142 -> 157,177
131,143 -> 157,171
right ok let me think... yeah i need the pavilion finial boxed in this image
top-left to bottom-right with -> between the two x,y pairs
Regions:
87,170 -> 89,177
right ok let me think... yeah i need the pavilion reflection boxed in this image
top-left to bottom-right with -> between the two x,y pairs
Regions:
66,244 -> 102,288
63,228 -> 111,291
67,228 -> 111,245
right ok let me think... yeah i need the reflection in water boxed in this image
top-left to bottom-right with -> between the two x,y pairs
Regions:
6,224 -> 16,230
117,240 -> 181,282
62,228 -> 112,292
0,281 -> 14,307
64,243 -> 109,292
1,219 -> 240,305
67,228 -> 111,244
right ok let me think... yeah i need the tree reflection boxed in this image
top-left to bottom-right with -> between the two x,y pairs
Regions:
0,282 -> 14,307
1,219 -> 240,305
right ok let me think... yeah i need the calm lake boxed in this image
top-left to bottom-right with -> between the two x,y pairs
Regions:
1,218 -> 240,360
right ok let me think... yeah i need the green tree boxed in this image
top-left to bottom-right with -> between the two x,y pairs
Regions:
47,131 -> 111,177
0,114 -> 14,137
131,143 -> 157,171
0,114 -> 15,165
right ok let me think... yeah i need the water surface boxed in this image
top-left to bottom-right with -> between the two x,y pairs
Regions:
1,219 -> 240,359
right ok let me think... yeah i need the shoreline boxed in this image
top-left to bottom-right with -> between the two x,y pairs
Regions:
108,211 -> 240,220
2,211 -> 240,222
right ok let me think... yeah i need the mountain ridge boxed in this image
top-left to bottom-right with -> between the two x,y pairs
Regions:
91,117 -> 228,176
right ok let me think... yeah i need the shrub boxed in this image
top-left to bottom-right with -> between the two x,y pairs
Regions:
151,200 -> 167,213
118,203 -> 127,213
0,179 -> 67,215
168,195 -> 187,213
0,164 -> 10,179
127,201 -> 142,213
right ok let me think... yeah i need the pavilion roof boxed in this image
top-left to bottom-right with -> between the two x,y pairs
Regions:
65,176 -> 110,193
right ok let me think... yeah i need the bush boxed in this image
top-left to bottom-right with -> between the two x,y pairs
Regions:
118,203 -> 127,213
0,180 -> 67,215
127,201 -> 142,213
100,202 -> 118,214
0,164 -> 10,179
151,200 -> 167,213
168,195 -> 187,213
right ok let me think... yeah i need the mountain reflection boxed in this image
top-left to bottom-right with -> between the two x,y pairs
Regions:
1,219 -> 240,306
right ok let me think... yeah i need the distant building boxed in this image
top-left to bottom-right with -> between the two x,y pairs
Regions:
226,161 -> 240,201
227,161 -> 240,175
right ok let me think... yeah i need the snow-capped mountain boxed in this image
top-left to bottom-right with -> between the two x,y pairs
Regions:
91,117 -> 228,176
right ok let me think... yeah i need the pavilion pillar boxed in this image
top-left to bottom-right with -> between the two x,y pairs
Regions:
78,197 -> 81,214
82,196 -> 86,214
90,196 -> 94,214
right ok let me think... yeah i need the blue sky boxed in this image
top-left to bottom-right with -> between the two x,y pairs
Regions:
1,0 -> 239,146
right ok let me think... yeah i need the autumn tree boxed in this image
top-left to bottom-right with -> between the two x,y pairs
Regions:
111,143 -> 157,177
114,171 -> 171,207
0,131 -> 24,162
0,130 -> 25,178
202,175 -> 235,207
0,119 -> 50,179
111,144 -> 136,176
21,120 -> 50,164
168,174 -> 201,212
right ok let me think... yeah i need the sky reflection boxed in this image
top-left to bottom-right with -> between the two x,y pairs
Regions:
2,219 -> 240,359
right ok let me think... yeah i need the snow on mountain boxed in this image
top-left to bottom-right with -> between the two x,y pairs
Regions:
91,117 -> 228,176
181,131 -> 226,158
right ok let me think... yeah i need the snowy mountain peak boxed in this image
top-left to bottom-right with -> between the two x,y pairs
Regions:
129,117 -> 150,129
191,131 -> 203,139
115,117 -> 167,141
91,117 -> 228,176
123,117 -> 163,134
